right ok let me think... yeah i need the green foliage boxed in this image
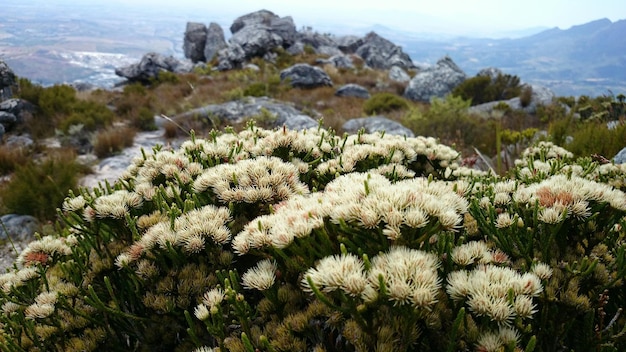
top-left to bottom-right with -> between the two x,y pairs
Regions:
452,73 -> 522,105
0,149 -> 81,220
15,77 -> 44,104
363,92 -> 409,115
243,82 -> 268,97
131,107 -> 157,131
273,47 -> 295,69
150,70 -> 181,85
567,121 -> 626,158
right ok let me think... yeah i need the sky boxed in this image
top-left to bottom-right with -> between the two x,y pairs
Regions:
120,0 -> 626,36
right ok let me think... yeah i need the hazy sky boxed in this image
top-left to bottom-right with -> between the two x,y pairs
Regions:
126,0 -> 626,36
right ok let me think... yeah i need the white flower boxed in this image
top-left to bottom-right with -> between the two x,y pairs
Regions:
242,259 -> 277,291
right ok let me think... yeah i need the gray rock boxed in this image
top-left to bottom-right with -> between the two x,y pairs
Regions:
476,67 -> 503,81
336,35 -> 364,54
316,55 -> 354,69
468,84 -> 556,116
0,99 -> 35,125
115,52 -> 193,83
389,66 -> 410,82
317,45 -> 343,57
183,22 -> 208,63
0,214 -> 39,242
204,22 -> 227,62
343,116 -> 414,137
335,84 -> 370,99
296,30 -> 337,49
614,147 -> 626,164
175,97 -> 319,130
0,112 -> 16,126
355,32 -> 414,70
280,63 -> 333,89
5,134 -> 34,148
217,44 -> 247,71
0,60 -> 16,102
230,25 -> 283,58
286,42 -> 305,55
403,56 -> 467,102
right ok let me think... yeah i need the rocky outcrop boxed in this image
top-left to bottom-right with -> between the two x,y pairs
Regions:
0,60 -> 16,102
175,97 -> 319,130
280,64 -> 333,89
335,84 -> 370,99
294,30 -> 337,51
115,52 -> 193,83
468,84 -> 556,115
316,55 -> 354,69
204,22 -> 227,62
389,66 -> 411,82
614,147 -> 626,164
217,10 -> 297,69
335,35 -> 364,54
342,116 -> 414,137
355,32 -> 414,70
0,99 -> 34,138
183,22 -> 208,63
404,56 -> 466,102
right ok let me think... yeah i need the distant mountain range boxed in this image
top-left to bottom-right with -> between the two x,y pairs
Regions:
1,1 -> 624,97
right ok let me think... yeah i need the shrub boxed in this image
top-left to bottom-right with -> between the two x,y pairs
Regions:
92,126 -> 136,158
0,145 -> 29,175
243,82 -> 267,97
131,107 -> 157,131
453,73 -> 522,105
363,92 -> 409,115
567,121 -> 626,158
0,149 -> 81,220
2,127 -> 626,351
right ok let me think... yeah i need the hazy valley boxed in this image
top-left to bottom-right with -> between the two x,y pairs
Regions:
2,1 -> 625,96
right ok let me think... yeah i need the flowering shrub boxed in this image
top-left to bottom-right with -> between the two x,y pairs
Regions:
0,124 -> 625,351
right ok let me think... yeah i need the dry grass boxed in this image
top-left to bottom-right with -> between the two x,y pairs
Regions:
92,125 -> 136,158
0,145 -> 29,175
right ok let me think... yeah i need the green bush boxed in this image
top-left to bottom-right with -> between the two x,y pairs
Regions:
243,82 -> 268,97
363,92 -> 409,115
0,149 -> 81,220
453,73 -> 522,105
131,107 -> 157,131
567,121 -> 626,158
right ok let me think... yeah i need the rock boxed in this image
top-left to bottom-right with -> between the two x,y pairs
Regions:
230,26 -> 284,58
183,22 -> 208,63
217,44 -> 247,71
335,84 -> 370,99
343,116 -> 414,137
355,32 -> 414,70
317,46 -> 343,57
175,97 -> 319,130
296,30 -> 337,49
5,134 -> 34,148
0,98 -> 35,126
204,22 -> 227,62
0,214 -> 39,242
614,147 -> 626,164
468,84 -> 556,116
280,63 -> 333,89
476,67 -> 503,81
0,112 -> 16,125
336,35 -> 364,54
115,52 -> 193,83
389,66 -> 410,82
228,10 -> 296,57
316,55 -> 354,69
0,60 -> 16,102
286,42 -> 305,55
403,56 -> 467,102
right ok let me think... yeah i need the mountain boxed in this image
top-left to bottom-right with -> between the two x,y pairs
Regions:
397,18 -> 626,96
1,1 -> 623,96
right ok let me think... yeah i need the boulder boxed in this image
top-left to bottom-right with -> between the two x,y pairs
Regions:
0,60 -> 16,102
175,97 -> 319,130
296,30 -> 337,50
204,22 -> 227,62
335,84 -> 370,99
343,116 -> 414,137
183,22 -> 208,63
0,98 -> 35,126
355,32 -> 414,70
230,26 -> 284,58
5,134 -> 34,148
468,84 -> 556,116
336,35 -> 364,54
115,52 -> 193,83
316,55 -> 354,69
0,214 -> 39,242
403,56 -> 466,102
217,44 -> 247,71
280,63 -> 333,89
316,46 -> 343,57
389,66 -> 410,82
476,67 -> 503,81
614,147 -> 626,164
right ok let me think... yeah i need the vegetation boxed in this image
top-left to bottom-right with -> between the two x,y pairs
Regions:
0,126 -> 624,352
452,73 -> 522,105
363,92 -> 409,115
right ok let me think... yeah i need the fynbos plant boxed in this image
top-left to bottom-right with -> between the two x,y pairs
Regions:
0,125 -> 624,352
